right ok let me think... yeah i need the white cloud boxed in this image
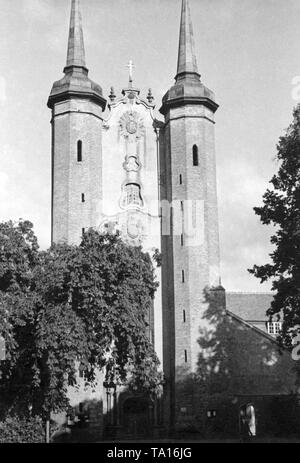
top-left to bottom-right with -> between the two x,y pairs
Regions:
22,0 -> 53,21
0,171 -> 9,197
0,144 -> 51,250
217,153 -> 275,292
0,77 -> 6,104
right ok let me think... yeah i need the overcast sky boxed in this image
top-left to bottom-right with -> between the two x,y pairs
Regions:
1,0 -> 300,292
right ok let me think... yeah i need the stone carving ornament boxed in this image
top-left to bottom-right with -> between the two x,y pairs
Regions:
119,110 -> 145,139
123,156 -> 140,172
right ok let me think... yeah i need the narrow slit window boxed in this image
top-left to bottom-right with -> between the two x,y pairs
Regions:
182,270 -> 185,283
180,201 -> 184,212
183,310 -> 186,323
81,193 -> 85,203
181,234 -> 184,246
179,174 -> 182,184
77,140 -> 82,162
193,144 -> 199,166
184,349 -> 187,363
82,228 -> 85,235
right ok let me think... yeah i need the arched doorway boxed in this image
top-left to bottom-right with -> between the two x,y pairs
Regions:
122,396 -> 153,438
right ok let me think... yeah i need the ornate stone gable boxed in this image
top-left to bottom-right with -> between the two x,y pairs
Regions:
100,84 -> 160,248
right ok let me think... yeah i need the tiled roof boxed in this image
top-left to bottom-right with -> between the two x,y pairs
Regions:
226,292 -> 274,321
226,310 -> 278,344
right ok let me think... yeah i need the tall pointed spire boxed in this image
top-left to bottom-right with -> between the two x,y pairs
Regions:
176,0 -> 200,81
47,0 -> 106,111
64,0 -> 87,72
160,0 -> 218,115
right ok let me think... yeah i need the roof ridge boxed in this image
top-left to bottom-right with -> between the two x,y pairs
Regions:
226,310 -> 282,346
226,291 -> 274,295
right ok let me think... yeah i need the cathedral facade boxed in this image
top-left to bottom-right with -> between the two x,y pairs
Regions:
47,0 -> 300,439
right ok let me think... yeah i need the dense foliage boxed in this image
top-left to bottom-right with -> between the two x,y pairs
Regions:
0,415 -> 44,443
250,106 -> 300,347
0,221 -> 162,418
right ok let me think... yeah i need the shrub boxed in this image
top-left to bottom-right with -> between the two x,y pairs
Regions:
0,415 -> 45,443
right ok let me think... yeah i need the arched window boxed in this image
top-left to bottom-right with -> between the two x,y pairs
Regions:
77,140 -> 82,162
193,144 -> 199,166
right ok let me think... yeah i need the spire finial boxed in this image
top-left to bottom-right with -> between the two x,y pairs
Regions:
126,60 -> 136,87
65,0 -> 87,72
176,0 -> 200,81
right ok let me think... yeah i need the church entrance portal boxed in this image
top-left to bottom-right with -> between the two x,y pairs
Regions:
122,397 -> 153,438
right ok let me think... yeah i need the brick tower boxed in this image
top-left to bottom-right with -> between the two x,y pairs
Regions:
47,0 -> 106,245
47,0 -> 163,438
159,0 -> 222,431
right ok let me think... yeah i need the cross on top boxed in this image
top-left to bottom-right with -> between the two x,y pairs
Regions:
126,60 -> 136,83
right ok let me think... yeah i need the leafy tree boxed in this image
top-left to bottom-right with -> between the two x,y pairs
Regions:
0,415 -> 44,443
0,220 -> 40,415
249,106 -> 300,347
0,221 -> 162,419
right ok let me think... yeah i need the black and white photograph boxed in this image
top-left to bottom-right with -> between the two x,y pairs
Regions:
1,0 -> 300,448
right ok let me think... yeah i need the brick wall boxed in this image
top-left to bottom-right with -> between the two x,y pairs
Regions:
51,98 -> 103,245
177,287 -> 299,437
160,103 -> 221,430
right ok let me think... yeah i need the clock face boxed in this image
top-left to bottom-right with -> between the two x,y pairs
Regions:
126,120 -> 137,134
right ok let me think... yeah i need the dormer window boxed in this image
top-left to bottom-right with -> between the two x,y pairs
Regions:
267,321 -> 282,335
